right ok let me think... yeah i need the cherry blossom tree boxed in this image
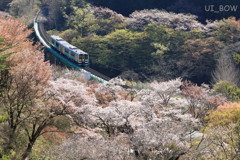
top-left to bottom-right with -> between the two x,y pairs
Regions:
0,16 -> 31,47
42,76 -> 209,160
205,95 -> 227,110
93,78 -> 126,106
72,99 -> 199,160
19,77 -> 98,159
49,134 -> 134,160
149,78 -> 182,107
76,100 -> 154,137
48,78 -> 97,109
181,81 -> 226,118
181,81 -> 208,118
126,9 -> 206,31
0,48 -> 52,158
131,117 -> 189,159
93,7 -> 124,35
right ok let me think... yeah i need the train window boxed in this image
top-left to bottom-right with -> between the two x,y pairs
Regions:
65,48 -> 69,54
60,46 -> 65,53
79,54 -> 82,61
85,55 -> 88,59
70,51 -> 75,57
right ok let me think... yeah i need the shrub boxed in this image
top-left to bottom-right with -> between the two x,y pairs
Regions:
213,81 -> 240,101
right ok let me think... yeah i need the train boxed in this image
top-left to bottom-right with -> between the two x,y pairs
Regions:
49,35 -> 89,66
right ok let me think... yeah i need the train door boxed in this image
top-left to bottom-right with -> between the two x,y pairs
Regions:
75,54 -> 79,63
79,54 -> 83,64
85,54 -> 88,64
82,54 -> 85,63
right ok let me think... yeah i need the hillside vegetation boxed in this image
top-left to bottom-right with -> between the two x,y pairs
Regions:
0,1 -> 240,160
0,16 -> 240,160
3,0 -> 240,84
54,5 -> 240,84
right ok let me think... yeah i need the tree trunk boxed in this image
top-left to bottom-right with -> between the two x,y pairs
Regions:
4,129 -> 15,154
21,142 -> 34,160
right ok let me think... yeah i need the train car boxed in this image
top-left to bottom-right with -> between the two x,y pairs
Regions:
49,35 -> 89,66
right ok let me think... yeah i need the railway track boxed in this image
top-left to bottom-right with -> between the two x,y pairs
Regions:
34,11 -> 111,82
83,66 -> 111,81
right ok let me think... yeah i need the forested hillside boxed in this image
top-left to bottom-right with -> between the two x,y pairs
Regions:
44,0 -> 240,84
1,0 -> 240,160
87,0 -> 240,21
3,0 -> 240,84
